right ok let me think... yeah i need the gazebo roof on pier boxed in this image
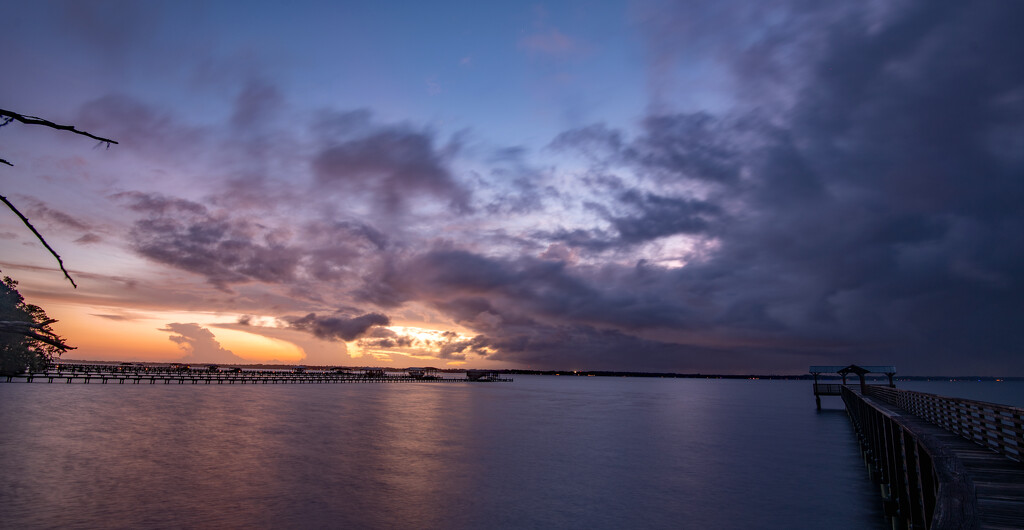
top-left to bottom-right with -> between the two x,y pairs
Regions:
808,365 -> 896,375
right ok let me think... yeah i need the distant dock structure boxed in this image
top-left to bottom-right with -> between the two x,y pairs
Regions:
2,363 -> 512,385
812,364 -> 1024,529
810,364 -> 896,409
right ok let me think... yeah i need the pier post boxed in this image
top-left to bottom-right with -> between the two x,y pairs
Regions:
813,372 -> 822,410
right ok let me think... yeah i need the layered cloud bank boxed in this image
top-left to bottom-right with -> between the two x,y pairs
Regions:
2,0 -> 1022,374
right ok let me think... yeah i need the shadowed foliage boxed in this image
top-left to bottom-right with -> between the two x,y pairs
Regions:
0,274 -> 73,375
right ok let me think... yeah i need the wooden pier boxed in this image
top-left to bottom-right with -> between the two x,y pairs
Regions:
814,365 -> 1024,529
810,364 -> 896,410
2,363 -> 512,385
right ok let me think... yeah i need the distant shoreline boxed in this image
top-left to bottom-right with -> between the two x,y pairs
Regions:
55,360 -> 1024,381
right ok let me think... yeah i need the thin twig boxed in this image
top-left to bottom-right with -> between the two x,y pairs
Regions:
0,320 -> 76,350
0,194 -> 77,288
0,108 -> 118,146
0,107 -> 116,287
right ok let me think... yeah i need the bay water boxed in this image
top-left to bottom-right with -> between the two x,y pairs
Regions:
3,376 -> 1020,529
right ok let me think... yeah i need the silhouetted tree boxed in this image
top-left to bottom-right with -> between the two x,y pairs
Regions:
0,108 -> 113,371
1,107 -> 118,288
0,273 -> 73,375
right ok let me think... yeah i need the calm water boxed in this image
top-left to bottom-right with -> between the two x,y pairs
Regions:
3,377 -> 1019,529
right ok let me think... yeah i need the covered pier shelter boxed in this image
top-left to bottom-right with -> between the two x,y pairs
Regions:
809,365 -> 896,409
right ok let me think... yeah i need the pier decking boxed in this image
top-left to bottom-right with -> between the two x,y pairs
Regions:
810,364 -> 896,409
814,365 -> 1024,529
2,364 -> 512,384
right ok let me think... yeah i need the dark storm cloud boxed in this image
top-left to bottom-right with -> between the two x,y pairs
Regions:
56,0 -> 1022,374
118,188 -> 394,292
610,190 -> 720,243
535,189 -> 721,250
630,113 -> 742,184
548,123 -> 624,161
118,192 -> 301,289
353,327 -> 481,361
434,333 -> 486,361
481,146 -> 561,214
350,0 -> 1024,373
551,114 -> 742,184
299,219 -> 389,282
374,249 -> 690,335
567,0 -> 1024,373
312,112 -> 471,215
357,326 -> 415,350
472,323 -> 725,372
540,227 -> 618,251
283,312 -> 390,342
120,192 -> 206,216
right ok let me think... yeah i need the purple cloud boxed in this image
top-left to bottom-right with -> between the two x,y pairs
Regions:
312,114 -> 471,215
162,322 -> 249,364
282,312 -> 391,342
119,192 -> 301,289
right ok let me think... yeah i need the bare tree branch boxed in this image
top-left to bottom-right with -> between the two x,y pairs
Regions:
0,194 -> 77,288
0,108 -> 118,146
0,320 -> 76,351
0,107 -> 118,288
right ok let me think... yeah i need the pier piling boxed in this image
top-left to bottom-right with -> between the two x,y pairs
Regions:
811,364 -> 1024,529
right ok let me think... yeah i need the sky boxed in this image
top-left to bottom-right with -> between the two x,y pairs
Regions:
1,0 -> 1023,375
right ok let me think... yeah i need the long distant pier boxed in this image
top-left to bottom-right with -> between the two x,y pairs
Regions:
814,365 -> 1024,529
2,364 -> 512,385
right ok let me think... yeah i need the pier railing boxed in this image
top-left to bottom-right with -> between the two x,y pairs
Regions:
865,386 -> 1024,462
842,386 -> 978,529
812,383 -> 843,395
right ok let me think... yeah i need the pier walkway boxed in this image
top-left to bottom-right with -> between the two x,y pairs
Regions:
830,375 -> 1024,529
2,364 -> 512,385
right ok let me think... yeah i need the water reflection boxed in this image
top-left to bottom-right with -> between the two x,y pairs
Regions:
0,378 -> 903,529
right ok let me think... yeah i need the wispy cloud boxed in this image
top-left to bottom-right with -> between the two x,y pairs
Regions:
519,28 -> 585,59
281,312 -> 391,342
3,0 -> 1023,374
161,323 -> 249,364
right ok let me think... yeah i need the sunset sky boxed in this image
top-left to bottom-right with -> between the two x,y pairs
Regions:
2,0 -> 1022,374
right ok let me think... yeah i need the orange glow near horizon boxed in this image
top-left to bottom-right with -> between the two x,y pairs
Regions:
31,297 -> 493,368
42,302 -> 304,363
210,327 -> 304,362
44,302 -> 181,362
